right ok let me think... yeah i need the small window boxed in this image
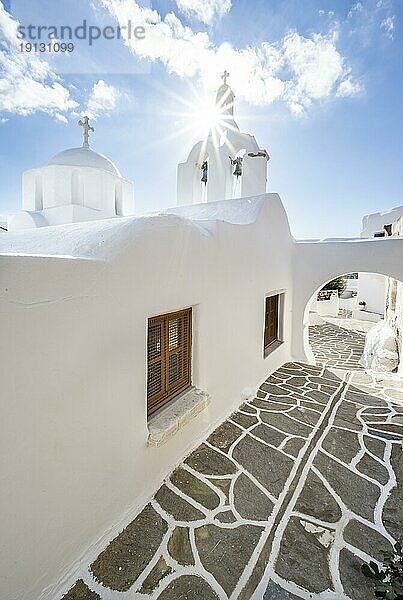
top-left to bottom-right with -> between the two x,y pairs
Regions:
147,308 -> 192,417
374,231 -> 386,238
264,294 -> 280,354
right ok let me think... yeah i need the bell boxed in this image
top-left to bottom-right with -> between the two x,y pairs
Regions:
233,161 -> 242,178
201,161 -> 208,184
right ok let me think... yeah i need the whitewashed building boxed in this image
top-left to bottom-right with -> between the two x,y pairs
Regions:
357,205 -> 403,317
0,76 -> 403,600
7,117 -> 135,232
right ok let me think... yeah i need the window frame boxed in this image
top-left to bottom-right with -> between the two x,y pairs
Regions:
147,307 -> 192,417
263,291 -> 285,358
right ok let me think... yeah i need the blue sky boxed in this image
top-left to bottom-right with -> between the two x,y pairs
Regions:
0,0 -> 401,238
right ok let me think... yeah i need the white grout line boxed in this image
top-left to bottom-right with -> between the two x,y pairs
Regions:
62,338 -> 402,600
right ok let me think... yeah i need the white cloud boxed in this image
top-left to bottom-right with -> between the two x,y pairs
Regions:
318,10 -> 335,17
282,32 -> 343,103
175,0 -> 232,25
348,2 -> 363,19
85,79 -> 119,120
54,113 -> 69,124
337,77 -> 362,97
346,1 -> 396,45
100,0 -> 360,113
381,15 -> 395,39
0,2 -> 78,117
0,0 -> 360,121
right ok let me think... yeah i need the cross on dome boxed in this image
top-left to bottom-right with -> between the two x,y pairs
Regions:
222,70 -> 230,86
78,116 -> 95,148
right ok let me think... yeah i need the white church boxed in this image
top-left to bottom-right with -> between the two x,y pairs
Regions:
0,75 -> 402,600
7,116 -> 135,231
7,72 -> 270,231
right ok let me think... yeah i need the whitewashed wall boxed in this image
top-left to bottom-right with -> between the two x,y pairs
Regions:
357,206 -> 403,318
177,128 -> 266,206
392,280 -> 403,374
291,238 -> 403,364
0,195 -> 294,600
361,205 -> 403,238
8,165 -> 134,231
339,296 -> 358,312
386,215 -> 403,374
310,291 -> 339,317
2,195 -> 403,600
357,273 -> 386,315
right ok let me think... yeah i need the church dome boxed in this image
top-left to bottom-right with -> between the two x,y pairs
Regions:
48,147 -> 121,177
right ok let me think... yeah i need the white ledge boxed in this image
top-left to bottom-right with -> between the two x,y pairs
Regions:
147,387 -> 211,448
264,339 -> 284,359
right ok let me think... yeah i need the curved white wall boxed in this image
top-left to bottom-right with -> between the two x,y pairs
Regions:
0,195 -> 294,600
2,195 -> 403,599
291,238 -> 403,363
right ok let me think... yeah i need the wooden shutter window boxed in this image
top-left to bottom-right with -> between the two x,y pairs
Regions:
147,308 -> 192,417
264,295 -> 279,351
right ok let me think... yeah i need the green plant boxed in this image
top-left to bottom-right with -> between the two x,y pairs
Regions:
321,276 -> 347,297
361,542 -> 403,599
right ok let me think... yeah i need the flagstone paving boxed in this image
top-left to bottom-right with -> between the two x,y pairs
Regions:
309,322 -> 366,371
62,324 -> 403,600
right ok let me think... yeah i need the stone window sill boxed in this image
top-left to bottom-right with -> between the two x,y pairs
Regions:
147,387 -> 211,447
264,339 -> 284,359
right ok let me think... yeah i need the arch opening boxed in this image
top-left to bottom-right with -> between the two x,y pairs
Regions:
303,272 -> 403,377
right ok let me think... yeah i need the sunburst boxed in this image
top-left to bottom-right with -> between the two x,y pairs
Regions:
142,77 -> 241,157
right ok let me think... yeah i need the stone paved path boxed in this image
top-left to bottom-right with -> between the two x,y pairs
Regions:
63,325 -> 403,600
309,323 -> 366,371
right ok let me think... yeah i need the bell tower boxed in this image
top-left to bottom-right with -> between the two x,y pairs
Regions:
177,71 -> 270,206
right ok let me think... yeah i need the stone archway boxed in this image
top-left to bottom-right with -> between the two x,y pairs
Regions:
291,237 -> 403,363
